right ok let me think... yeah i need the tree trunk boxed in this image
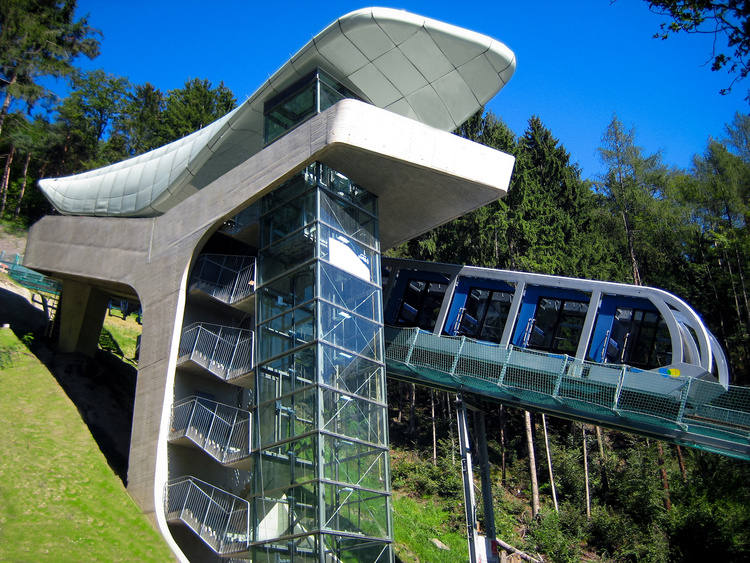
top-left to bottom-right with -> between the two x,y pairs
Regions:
0,72 -> 17,138
596,426 -> 609,492
500,405 -> 507,486
583,425 -> 591,519
525,411 -> 540,517
430,389 -> 437,466
542,414 -> 558,512
657,441 -> 672,511
0,147 -> 16,217
408,383 -> 417,436
676,445 -> 687,483
13,151 -> 31,219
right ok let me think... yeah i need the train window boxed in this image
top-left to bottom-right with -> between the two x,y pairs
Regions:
458,288 -> 512,343
528,297 -> 588,355
395,279 -> 447,332
608,308 -> 672,369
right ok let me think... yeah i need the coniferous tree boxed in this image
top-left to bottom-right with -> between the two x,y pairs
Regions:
0,0 -> 100,136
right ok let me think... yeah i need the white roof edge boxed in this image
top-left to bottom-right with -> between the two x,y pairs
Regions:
39,8 -> 516,217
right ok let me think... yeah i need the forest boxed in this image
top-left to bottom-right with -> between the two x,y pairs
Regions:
2,2 -> 750,562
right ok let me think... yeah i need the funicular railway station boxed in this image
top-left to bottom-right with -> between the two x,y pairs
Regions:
21,8 -> 750,563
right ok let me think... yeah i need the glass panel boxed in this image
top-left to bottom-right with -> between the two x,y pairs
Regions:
260,167 -> 315,215
319,189 -> 378,249
459,288 -> 489,337
323,534 -> 391,563
321,345 -> 384,402
395,279 -> 447,331
255,436 -> 318,492
322,387 -> 387,446
320,261 -> 381,322
323,484 -> 390,538
322,434 -> 389,491
260,188 -> 316,249
258,264 -> 315,323
610,307 -> 672,369
554,300 -> 588,354
257,386 -> 317,448
259,226 -> 317,285
252,534 -> 320,562
265,81 -> 317,143
319,80 -> 347,112
480,291 -> 513,343
529,297 -> 588,354
318,164 -> 377,214
320,302 -> 382,361
258,303 -> 315,362
320,224 -> 378,285
257,346 -> 316,404
254,485 -> 318,542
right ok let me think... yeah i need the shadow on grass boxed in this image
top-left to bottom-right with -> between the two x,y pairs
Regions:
2,287 -> 135,485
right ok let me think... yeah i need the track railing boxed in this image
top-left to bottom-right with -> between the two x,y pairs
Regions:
188,254 -> 256,305
385,326 -> 750,460
165,476 -> 249,554
178,323 -> 254,382
170,397 -> 251,464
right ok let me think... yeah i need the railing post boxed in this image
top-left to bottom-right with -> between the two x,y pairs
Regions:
551,356 -> 568,399
209,326 -> 222,368
205,403 -> 219,454
497,347 -> 513,387
187,398 -> 198,437
449,336 -> 466,379
613,366 -> 626,412
404,328 -> 420,365
676,377 -> 691,428
224,408 -> 241,463
227,329 -> 241,380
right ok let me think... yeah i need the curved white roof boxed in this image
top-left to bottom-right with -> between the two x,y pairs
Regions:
39,7 -> 516,217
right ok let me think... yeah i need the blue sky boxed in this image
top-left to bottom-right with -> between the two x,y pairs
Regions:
72,0 -> 748,180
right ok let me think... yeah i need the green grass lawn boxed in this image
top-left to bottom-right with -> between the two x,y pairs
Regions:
100,313 -> 142,364
0,328 -> 173,562
392,492 -> 470,562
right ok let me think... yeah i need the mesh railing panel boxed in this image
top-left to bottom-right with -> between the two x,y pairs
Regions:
188,254 -> 256,304
178,323 -> 254,381
165,477 -> 249,554
170,397 -> 251,464
385,327 -> 750,459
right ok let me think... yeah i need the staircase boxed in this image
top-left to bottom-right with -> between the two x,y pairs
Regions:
165,476 -> 250,555
169,397 -> 251,466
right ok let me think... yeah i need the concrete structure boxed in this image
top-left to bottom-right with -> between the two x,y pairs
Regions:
25,9 -> 516,562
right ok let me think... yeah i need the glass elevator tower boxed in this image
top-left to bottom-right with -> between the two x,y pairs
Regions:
251,163 -> 392,562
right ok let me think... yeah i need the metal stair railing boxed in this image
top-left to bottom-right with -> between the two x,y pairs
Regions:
170,397 -> 251,464
178,323 -> 254,382
165,476 -> 249,555
385,326 -> 750,460
188,254 -> 256,305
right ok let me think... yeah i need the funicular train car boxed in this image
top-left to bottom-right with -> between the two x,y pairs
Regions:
382,257 -> 729,389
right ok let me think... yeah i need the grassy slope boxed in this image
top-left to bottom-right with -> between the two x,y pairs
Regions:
0,328 -> 173,563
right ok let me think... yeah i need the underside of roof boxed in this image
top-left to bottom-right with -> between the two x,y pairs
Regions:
38,7 -> 516,218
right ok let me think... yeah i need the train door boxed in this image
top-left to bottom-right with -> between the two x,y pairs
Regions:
590,297 -> 672,369
445,278 -> 515,343
526,296 -> 589,355
384,270 -> 450,332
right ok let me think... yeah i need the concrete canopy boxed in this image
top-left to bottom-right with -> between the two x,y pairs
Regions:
38,7 -> 516,218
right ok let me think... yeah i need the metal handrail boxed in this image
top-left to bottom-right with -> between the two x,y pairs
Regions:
170,397 -> 251,464
385,326 -> 750,459
178,323 -> 254,382
165,476 -> 249,554
188,254 -> 256,305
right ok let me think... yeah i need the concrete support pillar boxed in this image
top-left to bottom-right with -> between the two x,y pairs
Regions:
58,279 -> 109,357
